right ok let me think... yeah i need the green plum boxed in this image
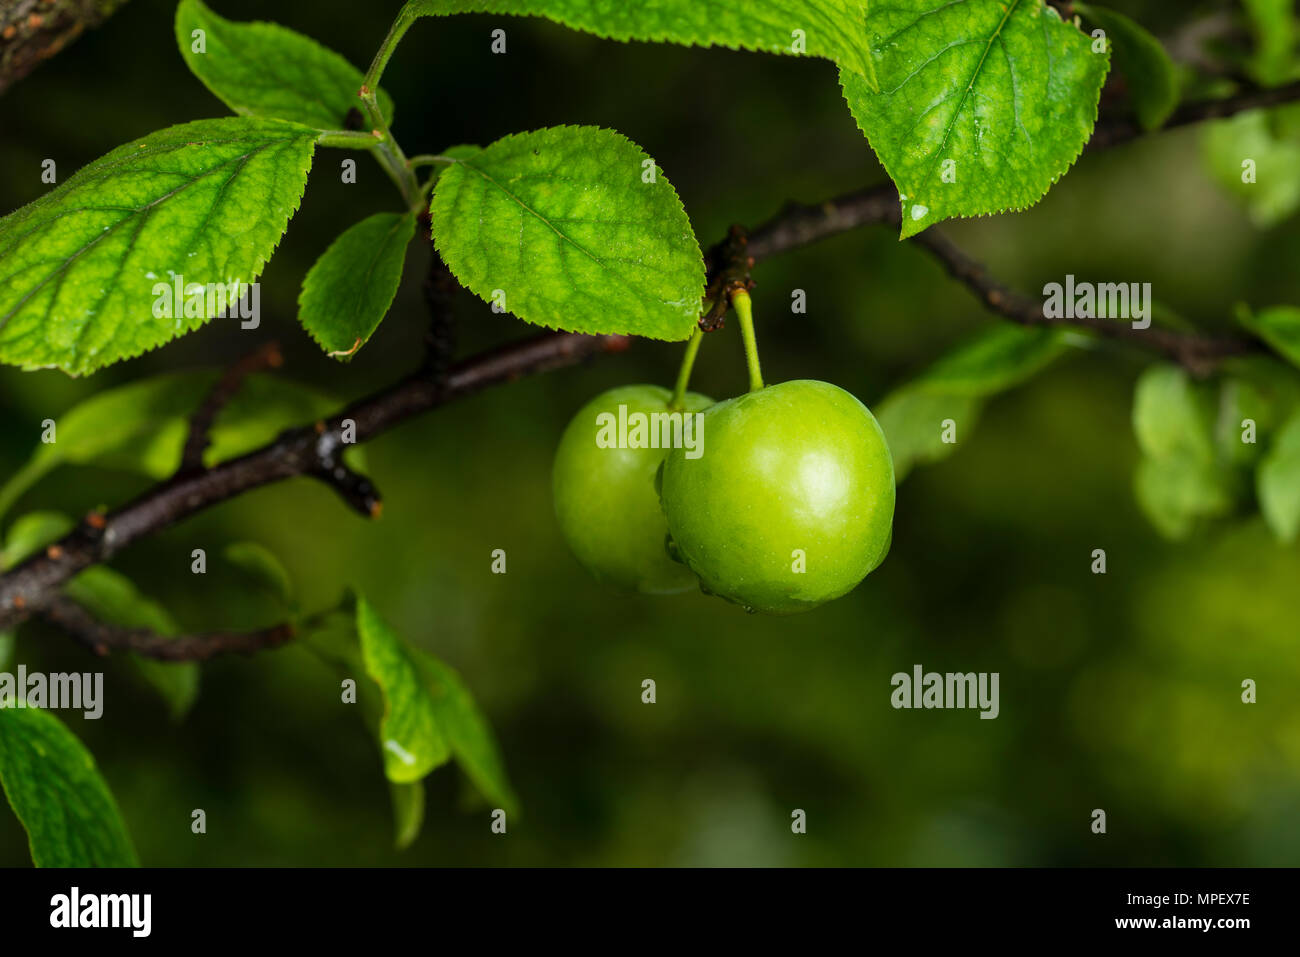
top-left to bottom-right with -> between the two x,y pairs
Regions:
659,379 -> 895,614
553,384 -> 713,594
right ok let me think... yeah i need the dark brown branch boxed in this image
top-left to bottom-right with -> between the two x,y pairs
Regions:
2,67 -> 1297,639
908,229 -> 1262,374
700,224 -> 757,330
421,249 -> 459,379
307,419 -> 382,518
0,0 -> 127,94
179,342 -> 283,474
0,331 -> 630,630
745,186 -> 899,263
1087,79 -> 1300,152
40,596 -> 294,662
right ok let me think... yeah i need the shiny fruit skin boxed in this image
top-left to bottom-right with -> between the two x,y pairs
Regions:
659,379 -> 895,614
553,384 -> 713,594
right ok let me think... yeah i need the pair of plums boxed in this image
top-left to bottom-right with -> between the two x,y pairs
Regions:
552,378 -> 895,614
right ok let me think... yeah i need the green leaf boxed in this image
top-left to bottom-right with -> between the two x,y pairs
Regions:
423,144 -> 483,189
389,781 -> 425,850
841,0 -> 1109,238
875,389 -> 981,483
1074,3 -> 1178,131
1132,364 -> 1216,462
1131,364 -> 1241,539
0,372 -> 215,520
912,325 -> 1071,395
431,126 -> 704,340
64,567 -> 199,721
224,541 -> 294,608
1258,410 -> 1300,542
0,632 -> 13,672
0,371 -> 360,522
2,511 -> 74,570
298,212 -> 416,358
0,705 -> 138,866
175,0 -> 394,129
405,0 -> 880,84
1239,304 -> 1300,370
413,651 -> 518,812
1134,451 -> 1238,540
1203,108 -> 1300,228
354,596 -> 518,810
1243,0 -> 1298,87
1215,376 -> 1273,467
356,597 -> 452,784
875,326 -> 1071,481
0,117 -> 317,375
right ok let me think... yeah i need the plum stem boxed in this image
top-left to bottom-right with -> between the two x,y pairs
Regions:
732,289 -> 764,391
669,327 -> 704,410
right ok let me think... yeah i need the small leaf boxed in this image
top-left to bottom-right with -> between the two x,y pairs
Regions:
1215,376 -> 1273,467
1243,0 -> 1299,87
841,0 -> 1109,238
175,0 -> 394,129
413,652 -> 519,813
1258,410 -> 1300,542
1131,364 -> 1242,539
1203,108 -> 1300,228
0,372 -> 215,520
0,705 -> 138,867
875,389 -> 981,483
2,511 -> 74,570
406,0 -> 880,84
0,117 -> 317,375
298,212 -> 416,358
1239,304 -> 1300,370
431,126 -> 704,340
1132,364 -> 1216,462
1075,3 -> 1178,131
1134,451 -> 1238,540
224,541 -> 295,608
64,567 -> 200,721
356,597 -> 452,784
912,326 -> 1071,396
389,781 -> 425,850
875,325 -> 1071,481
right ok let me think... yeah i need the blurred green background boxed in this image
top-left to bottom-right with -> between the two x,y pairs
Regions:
1,0 -> 1298,866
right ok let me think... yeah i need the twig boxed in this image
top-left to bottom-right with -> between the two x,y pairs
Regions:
179,342 -> 283,474
908,229 -> 1262,374
39,596 -> 295,662
421,249 -> 458,379
0,331 -> 630,629
2,68 -> 1298,638
1087,78 -> 1300,151
701,224 -> 757,330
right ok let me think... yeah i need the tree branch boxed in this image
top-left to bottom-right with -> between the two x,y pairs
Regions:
1087,78 -> 1300,152
0,331 -> 629,630
0,0 -> 127,94
179,342 -> 283,474
1,66 -> 1297,638
907,229 -> 1261,373
39,596 -> 294,661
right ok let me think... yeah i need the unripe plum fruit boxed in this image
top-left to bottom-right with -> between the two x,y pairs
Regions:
553,384 -> 712,594
659,379 -> 895,614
